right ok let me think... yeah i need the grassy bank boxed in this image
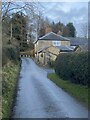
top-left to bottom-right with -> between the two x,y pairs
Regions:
48,73 -> 89,108
2,62 -> 19,118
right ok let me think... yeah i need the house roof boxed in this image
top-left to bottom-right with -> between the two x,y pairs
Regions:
38,45 -> 77,53
38,32 -> 70,41
38,46 -> 58,56
79,43 -> 88,51
56,45 -> 77,52
38,46 -> 51,53
68,37 -> 88,46
68,37 -> 88,51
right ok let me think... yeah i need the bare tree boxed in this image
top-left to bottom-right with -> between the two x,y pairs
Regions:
2,2 -> 35,21
80,23 -> 88,38
2,1 -> 44,41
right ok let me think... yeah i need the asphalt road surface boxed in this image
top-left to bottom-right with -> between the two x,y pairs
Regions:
13,58 -> 88,118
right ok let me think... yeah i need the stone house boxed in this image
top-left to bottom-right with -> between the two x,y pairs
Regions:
37,45 -> 60,65
34,32 -> 77,65
34,24 -> 88,65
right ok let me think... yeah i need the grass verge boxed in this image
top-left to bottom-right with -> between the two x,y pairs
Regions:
2,62 -> 19,118
48,73 -> 89,108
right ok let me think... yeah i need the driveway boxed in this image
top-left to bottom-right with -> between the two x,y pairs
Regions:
13,58 -> 88,118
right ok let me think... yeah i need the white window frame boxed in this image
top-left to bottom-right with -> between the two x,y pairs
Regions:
53,41 -> 61,46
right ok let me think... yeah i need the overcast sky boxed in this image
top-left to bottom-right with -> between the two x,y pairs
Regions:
5,0 -> 89,37
38,1 -> 89,37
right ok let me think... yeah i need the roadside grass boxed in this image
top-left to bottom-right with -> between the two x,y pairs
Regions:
2,62 -> 19,118
0,97 -> 2,120
0,73 -> 2,119
48,73 -> 89,108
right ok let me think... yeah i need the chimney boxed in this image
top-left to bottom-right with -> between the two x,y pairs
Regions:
45,25 -> 52,34
57,30 -> 62,35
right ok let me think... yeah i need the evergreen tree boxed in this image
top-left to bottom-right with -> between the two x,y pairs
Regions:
66,23 -> 76,37
11,12 -> 28,51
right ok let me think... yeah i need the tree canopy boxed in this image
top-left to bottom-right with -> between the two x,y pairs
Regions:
39,21 -> 76,38
66,23 -> 76,37
2,1 -> 77,52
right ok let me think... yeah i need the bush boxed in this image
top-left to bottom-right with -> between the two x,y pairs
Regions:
48,60 -> 55,68
2,49 -> 9,66
2,63 -> 19,118
55,52 -> 88,86
2,45 -> 20,66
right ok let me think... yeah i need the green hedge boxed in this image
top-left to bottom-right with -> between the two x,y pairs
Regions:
2,45 -> 20,66
2,63 -> 19,118
47,60 -> 55,68
55,52 -> 88,86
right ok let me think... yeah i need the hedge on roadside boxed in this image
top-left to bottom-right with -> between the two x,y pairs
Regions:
2,45 -> 20,66
47,60 -> 55,68
55,52 -> 88,86
2,63 -> 19,118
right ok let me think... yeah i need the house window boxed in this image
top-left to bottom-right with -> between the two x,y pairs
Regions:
53,41 -> 61,46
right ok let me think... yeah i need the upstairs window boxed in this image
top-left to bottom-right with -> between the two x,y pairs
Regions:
53,41 -> 61,46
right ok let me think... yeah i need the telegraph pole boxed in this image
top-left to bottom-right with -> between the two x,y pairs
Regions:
10,22 -> 12,40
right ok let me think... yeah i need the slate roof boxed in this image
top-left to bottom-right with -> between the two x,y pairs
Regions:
38,45 -> 77,53
38,32 -> 70,41
79,43 -> 88,51
68,37 -> 88,46
38,46 -> 51,53
68,37 -> 88,51
56,45 -> 76,52
38,45 -> 58,56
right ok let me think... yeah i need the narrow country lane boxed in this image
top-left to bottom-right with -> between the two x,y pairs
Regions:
13,58 -> 88,118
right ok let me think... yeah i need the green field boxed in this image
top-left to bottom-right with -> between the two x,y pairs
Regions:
48,73 -> 89,108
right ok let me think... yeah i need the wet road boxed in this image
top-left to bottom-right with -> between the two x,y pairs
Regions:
13,58 -> 88,118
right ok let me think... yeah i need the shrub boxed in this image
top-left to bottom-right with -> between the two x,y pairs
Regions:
2,45 -> 20,66
55,52 -> 88,86
48,60 -> 55,68
2,49 -> 9,66
2,63 -> 19,118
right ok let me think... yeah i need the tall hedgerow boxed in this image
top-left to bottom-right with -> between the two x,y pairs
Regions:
55,52 -> 88,86
2,45 -> 20,66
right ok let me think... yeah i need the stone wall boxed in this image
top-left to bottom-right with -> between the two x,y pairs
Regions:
61,41 -> 70,46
